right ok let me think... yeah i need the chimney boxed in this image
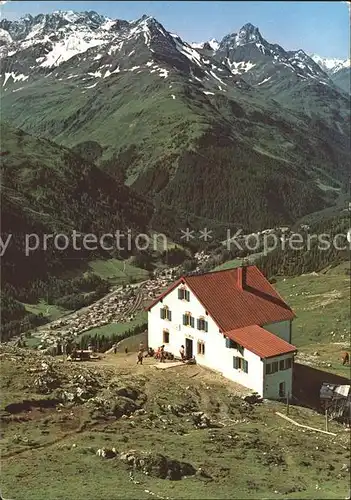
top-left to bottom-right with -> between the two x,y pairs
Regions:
237,266 -> 246,291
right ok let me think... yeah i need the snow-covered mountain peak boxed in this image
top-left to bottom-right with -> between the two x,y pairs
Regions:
235,23 -> 263,46
218,23 -> 264,52
19,14 -> 34,22
52,10 -> 79,22
208,38 -> 219,50
189,38 -> 219,51
310,53 -> 350,75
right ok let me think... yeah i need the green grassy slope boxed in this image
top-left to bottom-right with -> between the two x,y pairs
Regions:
0,345 -> 349,500
87,258 -> 149,284
276,262 -> 350,347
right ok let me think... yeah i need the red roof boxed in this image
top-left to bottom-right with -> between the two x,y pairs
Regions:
226,325 -> 296,359
147,265 -> 295,331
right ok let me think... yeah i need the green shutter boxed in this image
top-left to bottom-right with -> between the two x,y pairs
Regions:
197,319 -> 200,330
183,314 -> 186,325
168,310 -> 172,322
233,357 -> 238,369
160,308 -> 165,319
186,290 -> 190,301
190,316 -> 195,328
204,321 -> 208,332
178,289 -> 182,299
243,360 -> 248,373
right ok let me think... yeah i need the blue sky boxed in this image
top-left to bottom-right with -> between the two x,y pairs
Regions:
1,1 -> 350,59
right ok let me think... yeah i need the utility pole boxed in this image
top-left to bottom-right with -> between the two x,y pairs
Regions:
286,392 -> 290,415
325,407 -> 329,432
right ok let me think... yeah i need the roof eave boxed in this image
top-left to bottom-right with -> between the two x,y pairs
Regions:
263,348 -> 297,360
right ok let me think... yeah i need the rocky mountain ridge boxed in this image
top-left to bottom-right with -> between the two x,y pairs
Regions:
0,12 -> 347,92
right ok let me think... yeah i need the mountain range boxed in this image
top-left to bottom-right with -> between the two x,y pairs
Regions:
0,10 -> 349,238
309,54 -> 350,94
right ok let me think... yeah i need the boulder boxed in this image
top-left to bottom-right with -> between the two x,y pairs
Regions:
242,394 -> 263,404
192,411 -> 217,428
119,450 -> 196,480
96,447 -> 117,459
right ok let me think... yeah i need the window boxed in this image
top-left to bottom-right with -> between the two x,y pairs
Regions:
266,361 -> 279,374
225,338 -> 244,354
183,312 -> 194,327
225,338 -> 236,349
163,329 -> 170,344
271,361 -> 278,373
233,357 -> 248,373
160,306 -> 172,321
178,288 -> 190,301
197,317 -> 208,332
279,358 -> 293,370
197,341 -> 205,355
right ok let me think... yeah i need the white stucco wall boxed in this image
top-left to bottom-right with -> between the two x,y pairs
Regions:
263,354 -> 294,399
221,347 -> 264,396
148,282 -> 265,395
264,320 -> 292,343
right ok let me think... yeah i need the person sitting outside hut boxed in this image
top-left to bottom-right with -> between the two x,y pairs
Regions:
147,347 -> 154,357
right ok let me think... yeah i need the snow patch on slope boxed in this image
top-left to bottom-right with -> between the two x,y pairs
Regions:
3,72 -> 29,86
227,59 -> 256,74
40,35 -> 107,68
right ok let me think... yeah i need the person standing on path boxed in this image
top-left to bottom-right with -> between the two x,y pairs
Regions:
342,352 -> 349,365
137,350 -> 143,365
179,345 -> 185,361
160,345 -> 165,363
